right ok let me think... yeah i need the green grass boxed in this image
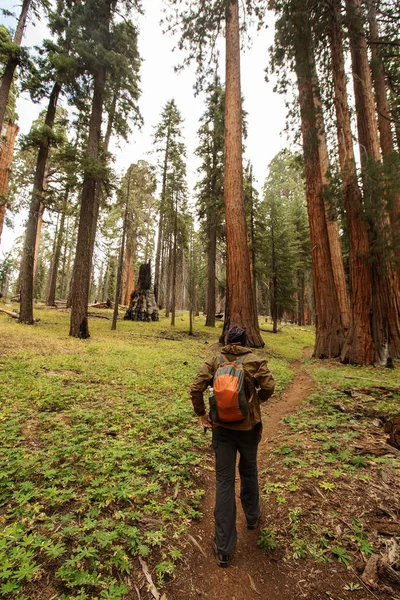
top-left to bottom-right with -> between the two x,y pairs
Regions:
0,307 -> 314,599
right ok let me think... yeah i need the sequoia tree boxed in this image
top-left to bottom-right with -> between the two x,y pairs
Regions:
346,0 -> 400,363
164,0 -> 263,346
271,0 -> 345,357
220,0 -> 263,346
326,0 -> 374,364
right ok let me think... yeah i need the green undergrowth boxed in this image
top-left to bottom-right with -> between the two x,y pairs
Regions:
259,355 -> 400,583
0,307 -> 312,599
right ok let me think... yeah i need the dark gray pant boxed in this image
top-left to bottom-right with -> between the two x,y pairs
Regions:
212,425 -> 261,555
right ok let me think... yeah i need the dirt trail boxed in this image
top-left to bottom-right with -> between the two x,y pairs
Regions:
166,352 -> 315,600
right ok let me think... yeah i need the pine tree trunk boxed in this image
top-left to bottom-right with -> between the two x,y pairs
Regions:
122,241 -> 135,306
46,192 -> 68,306
69,66 -> 107,337
328,0 -> 374,364
220,0 -> 263,348
171,197 -> 178,326
45,212 -> 59,304
69,0 -> 111,337
19,82 -> 61,323
346,0 -> 400,363
121,169 -> 135,306
111,197 -> 129,330
205,218 -> 217,327
165,240 -> 172,318
297,270 -> 305,326
154,131 -> 170,306
0,123 -> 19,245
0,0 -> 31,127
69,18 -> 110,337
366,0 -> 400,285
292,1 -> 344,357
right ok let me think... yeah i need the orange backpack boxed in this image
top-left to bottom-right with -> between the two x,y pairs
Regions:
209,355 -> 248,423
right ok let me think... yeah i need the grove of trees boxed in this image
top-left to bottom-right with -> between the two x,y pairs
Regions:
0,0 -> 399,365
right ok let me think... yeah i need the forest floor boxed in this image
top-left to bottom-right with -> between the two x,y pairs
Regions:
0,304 -> 399,600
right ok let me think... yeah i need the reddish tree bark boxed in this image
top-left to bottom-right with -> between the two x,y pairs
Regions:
327,0 -> 374,364
292,1 -> 344,357
122,244 -> 135,306
346,0 -> 400,363
366,0 -> 400,285
0,123 -> 19,245
0,0 -> 31,128
311,66 -> 350,335
220,0 -> 263,348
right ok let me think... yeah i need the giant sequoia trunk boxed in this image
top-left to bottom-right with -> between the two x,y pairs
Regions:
19,82 -> 61,324
0,0 -> 31,128
328,0 -> 374,364
346,0 -> 400,363
366,0 -> 400,285
311,64 -> 350,334
293,2 -> 344,357
0,123 -> 19,245
220,0 -> 263,348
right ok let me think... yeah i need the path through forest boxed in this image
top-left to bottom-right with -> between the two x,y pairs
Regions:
166,351 -> 316,600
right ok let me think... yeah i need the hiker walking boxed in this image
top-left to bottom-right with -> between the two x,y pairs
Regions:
190,326 -> 275,567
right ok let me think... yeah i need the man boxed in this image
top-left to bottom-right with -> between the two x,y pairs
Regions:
190,326 -> 275,568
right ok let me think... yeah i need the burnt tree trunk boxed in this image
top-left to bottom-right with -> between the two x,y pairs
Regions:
124,262 -> 159,322
293,1 -> 344,357
19,82 -> 61,324
220,0 -> 263,347
346,0 -> 400,363
328,0 -> 375,364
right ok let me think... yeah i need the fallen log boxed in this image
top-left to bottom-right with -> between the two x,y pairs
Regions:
378,561 -> 400,589
0,307 -> 18,318
89,300 -> 113,309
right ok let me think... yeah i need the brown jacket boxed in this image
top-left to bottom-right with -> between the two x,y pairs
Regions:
190,344 -> 275,431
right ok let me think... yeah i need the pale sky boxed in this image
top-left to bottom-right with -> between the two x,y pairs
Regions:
1,0 -> 289,256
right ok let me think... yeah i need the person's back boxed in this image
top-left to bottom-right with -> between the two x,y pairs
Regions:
190,326 -> 275,567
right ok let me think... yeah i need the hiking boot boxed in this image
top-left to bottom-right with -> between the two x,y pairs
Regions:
213,541 -> 230,568
246,516 -> 260,530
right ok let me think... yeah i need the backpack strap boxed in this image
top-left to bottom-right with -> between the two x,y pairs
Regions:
218,353 -> 245,365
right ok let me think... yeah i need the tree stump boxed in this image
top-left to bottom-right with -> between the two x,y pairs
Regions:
124,262 -> 159,322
